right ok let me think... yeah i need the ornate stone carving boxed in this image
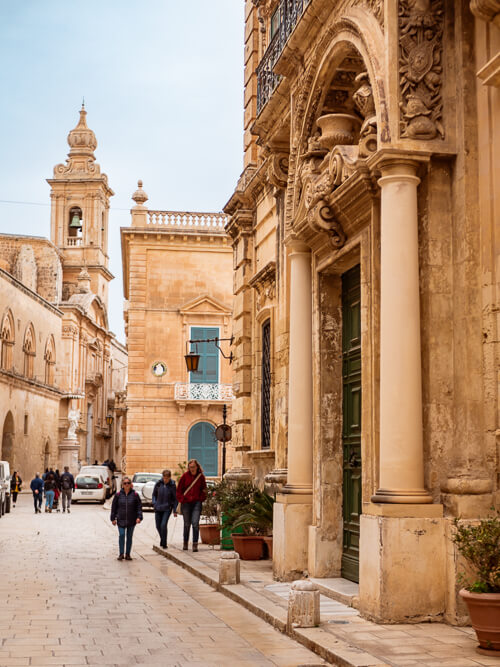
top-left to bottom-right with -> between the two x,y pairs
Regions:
352,0 -> 384,26
398,0 -> 444,140
469,0 -> 500,23
267,153 -> 289,189
249,261 -> 276,311
352,72 -> 378,157
67,408 -> 80,439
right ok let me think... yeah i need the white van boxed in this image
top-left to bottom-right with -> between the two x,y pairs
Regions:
79,465 -> 115,498
0,461 -> 9,515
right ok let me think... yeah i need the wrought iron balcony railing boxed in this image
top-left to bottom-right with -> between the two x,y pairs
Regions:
256,0 -> 311,114
174,382 -> 234,402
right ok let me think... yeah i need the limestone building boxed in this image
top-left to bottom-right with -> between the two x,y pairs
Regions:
121,183 -> 234,477
0,107 -> 127,479
225,0 -> 499,625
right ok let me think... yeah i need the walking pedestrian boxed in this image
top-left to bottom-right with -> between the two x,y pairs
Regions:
110,477 -> 142,561
44,473 -> 56,513
30,473 -> 44,513
60,466 -> 75,513
176,459 -> 207,552
10,471 -> 22,507
152,469 -> 177,549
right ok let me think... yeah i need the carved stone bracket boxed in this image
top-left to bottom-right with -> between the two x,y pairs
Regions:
249,261 -> 277,311
267,152 -> 289,189
398,0 -> 445,140
470,0 -> 500,24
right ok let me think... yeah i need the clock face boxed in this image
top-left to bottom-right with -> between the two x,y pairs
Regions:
151,361 -> 167,377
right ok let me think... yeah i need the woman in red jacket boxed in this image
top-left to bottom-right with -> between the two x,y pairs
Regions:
176,459 -> 207,552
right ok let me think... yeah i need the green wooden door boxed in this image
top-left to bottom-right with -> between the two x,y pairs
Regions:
188,422 -> 218,476
341,265 -> 362,583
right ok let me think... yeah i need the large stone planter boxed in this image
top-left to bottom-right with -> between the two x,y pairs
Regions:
231,534 -> 263,560
316,113 -> 361,150
199,523 -> 221,546
460,588 -> 500,653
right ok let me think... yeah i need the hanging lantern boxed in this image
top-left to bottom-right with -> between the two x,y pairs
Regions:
184,352 -> 200,373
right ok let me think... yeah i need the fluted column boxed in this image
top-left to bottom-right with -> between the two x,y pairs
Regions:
372,159 -> 432,504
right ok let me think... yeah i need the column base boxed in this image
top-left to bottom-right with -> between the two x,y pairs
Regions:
371,487 -> 433,504
359,511 -> 445,623
273,492 -> 312,581
58,437 -> 80,476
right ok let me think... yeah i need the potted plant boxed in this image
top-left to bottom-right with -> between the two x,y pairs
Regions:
452,513 -> 500,653
199,484 -> 221,546
231,491 -> 275,559
219,481 -> 262,559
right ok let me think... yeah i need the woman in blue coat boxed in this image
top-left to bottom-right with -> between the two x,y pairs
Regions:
152,469 -> 177,548
110,476 -> 143,560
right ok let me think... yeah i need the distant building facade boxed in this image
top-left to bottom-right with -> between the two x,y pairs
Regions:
0,107 -> 127,479
121,182 -> 233,477
225,0 -> 499,625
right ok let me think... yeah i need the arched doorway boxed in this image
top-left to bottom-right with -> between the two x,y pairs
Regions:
1,411 -> 15,465
188,422 -> 217,477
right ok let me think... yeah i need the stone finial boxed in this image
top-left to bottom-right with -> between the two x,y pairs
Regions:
132,180 -> 148,207
287,580 -> 320,630
219,551 -> 240,585
67,106 -> 98,156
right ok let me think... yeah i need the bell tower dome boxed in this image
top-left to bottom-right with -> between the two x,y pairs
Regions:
47,105 -> 114,306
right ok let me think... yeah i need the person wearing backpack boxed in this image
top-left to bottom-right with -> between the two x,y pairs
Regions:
60,466 -> 75,513
176,459 -> 207,552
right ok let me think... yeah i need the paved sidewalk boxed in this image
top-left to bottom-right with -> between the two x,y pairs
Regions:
150,522 -> 499,667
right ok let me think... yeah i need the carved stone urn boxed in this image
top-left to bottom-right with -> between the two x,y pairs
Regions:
316,113 -> 361,150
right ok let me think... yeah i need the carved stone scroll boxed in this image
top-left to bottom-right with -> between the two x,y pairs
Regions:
398,0 -> 445,140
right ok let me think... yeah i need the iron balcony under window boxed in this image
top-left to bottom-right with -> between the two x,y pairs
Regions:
256,0 -> 311,114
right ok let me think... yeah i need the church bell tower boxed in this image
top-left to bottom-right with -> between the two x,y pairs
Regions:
47,105 -> 114,306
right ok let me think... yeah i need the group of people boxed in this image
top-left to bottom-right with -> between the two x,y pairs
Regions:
30,467 -> 75,513
110,458 -> 207,560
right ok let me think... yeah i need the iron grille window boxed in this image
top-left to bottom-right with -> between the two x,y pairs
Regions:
261,320 -> 271,450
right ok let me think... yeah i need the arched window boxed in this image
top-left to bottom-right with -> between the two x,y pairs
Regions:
68,206 -> 83,239
23,323 -> 36,379
0,309 -> 15,370
44,335 -> 56,385
188,422 -> 217,477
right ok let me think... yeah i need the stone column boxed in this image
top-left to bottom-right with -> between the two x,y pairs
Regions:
273,243 -> 313,579
371,159 -> 432,504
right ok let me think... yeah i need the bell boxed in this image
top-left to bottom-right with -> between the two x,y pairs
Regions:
70,214 -> 82,229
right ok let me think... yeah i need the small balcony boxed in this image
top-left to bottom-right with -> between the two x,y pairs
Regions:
66,237 -> 83,246
174,383 -> 234,402
256,0 -> 311,114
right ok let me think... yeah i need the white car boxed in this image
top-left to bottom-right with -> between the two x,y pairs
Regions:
79,466 -> 116,498
131,472 -> 162,508
72,474 -> 106,504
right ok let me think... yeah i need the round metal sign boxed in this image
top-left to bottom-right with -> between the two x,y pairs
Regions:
215,424 -> 232,442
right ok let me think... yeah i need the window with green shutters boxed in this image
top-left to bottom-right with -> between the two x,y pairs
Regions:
189,327 -> 219,384
188,422 -> 218,477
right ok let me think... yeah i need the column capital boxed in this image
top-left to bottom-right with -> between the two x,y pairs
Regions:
368,149 -> 430,179
286,239 -> 311,255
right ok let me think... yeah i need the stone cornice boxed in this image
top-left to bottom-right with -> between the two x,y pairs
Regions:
0,268 -> 63,317
249,261 -> 277,292
0,368 -> 63,399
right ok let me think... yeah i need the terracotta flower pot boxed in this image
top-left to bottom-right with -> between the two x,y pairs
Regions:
231,534 -> 263,560
263,535 -> 273,560
460,588 -> 500,652
199,523 -> 221,546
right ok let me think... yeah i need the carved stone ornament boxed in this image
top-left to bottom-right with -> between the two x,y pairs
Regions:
398,0 -> 445,140
469,0 -> 500,23
249,261 -> 276,312
267,153 -> 289,189
352,0 -> 384,26
352,72 -> 378,157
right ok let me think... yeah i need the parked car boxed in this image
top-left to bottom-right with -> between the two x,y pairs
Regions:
0,460 -> 11,513
131,472 -> 162,508
0,461 -> 10,517
79,465 -> 116,498
72,475 -> 106,504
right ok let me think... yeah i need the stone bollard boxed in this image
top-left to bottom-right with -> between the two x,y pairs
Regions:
287,580 -> 320,630
219,551 -> 240,585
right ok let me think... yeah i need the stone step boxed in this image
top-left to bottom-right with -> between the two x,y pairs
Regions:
309,577 -> 360,609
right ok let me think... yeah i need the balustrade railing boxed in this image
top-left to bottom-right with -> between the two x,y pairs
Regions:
256,0 -> 311,114
175,383 -> 234,401
67,237 -> 83,246
147,210 -> 227,231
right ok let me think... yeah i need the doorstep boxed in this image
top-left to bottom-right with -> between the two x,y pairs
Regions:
310,577 -> 360,609
153,544 -> 386,667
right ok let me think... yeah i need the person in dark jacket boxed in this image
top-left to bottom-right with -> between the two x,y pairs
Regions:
176,459 -> 207,552
44,473 -> 56,512
110,477 -> 143,560
10,471 -> 22,507
152,469 -> 177,549
60,466 -> 75,513
30,473 -> 44,513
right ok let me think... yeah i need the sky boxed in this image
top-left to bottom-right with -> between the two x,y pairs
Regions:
0,0 -> 245,343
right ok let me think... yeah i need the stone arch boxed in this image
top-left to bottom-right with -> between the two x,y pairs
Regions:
44,335 -> 56,385
287,9 -> 387,226
23,322 -> 36,378
1,411 -> 15,465
0,308 -> 15,370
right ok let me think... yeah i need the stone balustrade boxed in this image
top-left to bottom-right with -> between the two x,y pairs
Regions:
66,237 -> 83,246
174,382 -> 234,402
147,210 -> 228,232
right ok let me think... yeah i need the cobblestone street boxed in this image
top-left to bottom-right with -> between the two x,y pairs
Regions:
0,495 -> 324,667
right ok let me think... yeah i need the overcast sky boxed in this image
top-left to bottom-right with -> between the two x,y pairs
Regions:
0,0 -> 244,343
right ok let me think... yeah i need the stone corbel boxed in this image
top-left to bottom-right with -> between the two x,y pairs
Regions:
471,1 -> 500,86
307,200 -> 347,249
267,152 -> 289,190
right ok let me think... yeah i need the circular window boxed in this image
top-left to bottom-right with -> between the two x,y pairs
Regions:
151,361 -> 167,377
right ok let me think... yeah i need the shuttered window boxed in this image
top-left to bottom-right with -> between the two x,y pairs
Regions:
190,327 -> 219,384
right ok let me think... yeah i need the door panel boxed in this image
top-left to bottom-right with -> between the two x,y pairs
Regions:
188,422 -> 218,477
341,265 -> 362,583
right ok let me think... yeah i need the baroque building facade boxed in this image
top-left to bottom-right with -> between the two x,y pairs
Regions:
224,0 -> 499,624
121,183 -> 233,477
0,108 -> 127,480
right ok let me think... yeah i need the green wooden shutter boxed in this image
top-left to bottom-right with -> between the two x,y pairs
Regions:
190,327 -> 219,384
188,422 -> 217,477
